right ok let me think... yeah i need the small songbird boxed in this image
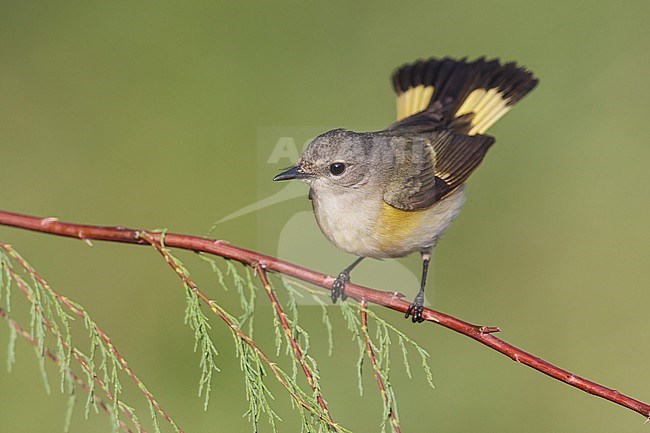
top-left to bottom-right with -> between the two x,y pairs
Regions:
273,56 -> 538,322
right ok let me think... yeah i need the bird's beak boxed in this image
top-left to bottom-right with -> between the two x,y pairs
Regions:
273,165 -> 309,181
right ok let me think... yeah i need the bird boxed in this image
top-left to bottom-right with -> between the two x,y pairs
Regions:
273,56 -> 538,322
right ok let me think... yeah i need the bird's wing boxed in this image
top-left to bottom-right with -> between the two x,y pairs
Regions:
382,131 -> 495,210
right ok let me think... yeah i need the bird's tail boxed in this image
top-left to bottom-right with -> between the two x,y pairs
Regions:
391,57 -> 538,135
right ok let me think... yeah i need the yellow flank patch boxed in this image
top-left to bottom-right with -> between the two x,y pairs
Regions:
395,85 -> 434,121
455,88 -> 512,135
375,201 -> 426,252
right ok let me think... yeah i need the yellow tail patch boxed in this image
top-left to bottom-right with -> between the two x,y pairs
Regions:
391,57 -> 537,133
395,86 -> 516,135
455,89 -> 512,136
396,85 -> 435,121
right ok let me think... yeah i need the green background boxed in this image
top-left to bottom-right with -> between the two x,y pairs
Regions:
2,1 -> 650,432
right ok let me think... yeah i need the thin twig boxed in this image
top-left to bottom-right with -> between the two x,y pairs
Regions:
6,266 -> 147,433
256,265 -> 333,422
0,209 -> 648,419
138,232 -> 343,432
0,241 -> 183,433
359,300 -> 401,433
0,307 -> 135,433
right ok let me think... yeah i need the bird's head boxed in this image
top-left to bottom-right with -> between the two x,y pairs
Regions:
273,129 -> 374,193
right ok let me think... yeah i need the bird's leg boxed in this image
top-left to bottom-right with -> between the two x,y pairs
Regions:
332,257 -> 365,303
405,252 -> 431,323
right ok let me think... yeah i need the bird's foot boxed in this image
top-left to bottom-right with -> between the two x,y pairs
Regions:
331,271 -> 350,303
405,292 -> 425,323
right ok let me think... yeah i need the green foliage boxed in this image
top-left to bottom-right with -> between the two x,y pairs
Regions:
64,380 -> 76,433
339,301 -> 435,432
199,255 -> 337,433
181,266 -> 220,410
364,308 -> 435,391
0,244 -> 154,432
6,319 -> 17,373
0,253 -> 12,313
278,279 -> 322,387
1,241 -> 436,433
220,302 -> 281,432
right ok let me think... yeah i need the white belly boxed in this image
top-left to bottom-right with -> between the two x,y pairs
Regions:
311,188 -> 380,256
311,186 -> 466,259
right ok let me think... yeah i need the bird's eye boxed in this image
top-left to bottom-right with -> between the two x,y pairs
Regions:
329,162 -> 346,176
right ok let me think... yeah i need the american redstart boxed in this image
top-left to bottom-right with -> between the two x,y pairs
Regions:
274,56 -> 538,322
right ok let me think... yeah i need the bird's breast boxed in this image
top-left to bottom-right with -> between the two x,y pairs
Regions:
311,189 -> 383,258
311,186 -> 466,259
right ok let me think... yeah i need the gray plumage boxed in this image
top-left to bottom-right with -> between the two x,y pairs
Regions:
273,56 -> 538,321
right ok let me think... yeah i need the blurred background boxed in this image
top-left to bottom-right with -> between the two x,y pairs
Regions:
1,1 -> 650,432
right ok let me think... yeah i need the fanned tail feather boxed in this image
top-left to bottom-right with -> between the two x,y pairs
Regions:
391,57 -> 538,135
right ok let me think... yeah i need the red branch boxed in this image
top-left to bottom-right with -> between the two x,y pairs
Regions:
359,300 -> 401,433
257,265 -> 333,421
0,209 -> 649,419
137,232 -> 341,430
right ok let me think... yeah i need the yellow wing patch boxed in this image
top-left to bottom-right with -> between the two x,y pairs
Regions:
396,85 -> 434,121
455,88 -> 512,136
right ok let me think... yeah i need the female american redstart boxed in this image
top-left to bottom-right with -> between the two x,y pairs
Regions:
274,56 -> 538,322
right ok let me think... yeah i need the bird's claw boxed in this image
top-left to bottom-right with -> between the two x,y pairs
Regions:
332,271 -> 350,303
405,293 -> 425,323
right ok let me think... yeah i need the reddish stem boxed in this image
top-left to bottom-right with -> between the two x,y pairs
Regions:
6,266 -> 148,433
0,307 -> 136,433
0,209 -> 648,419
0,242 -> 182,433
257,265 -> 333,422
359,300 -> 401,433
138,233 -> 342,431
